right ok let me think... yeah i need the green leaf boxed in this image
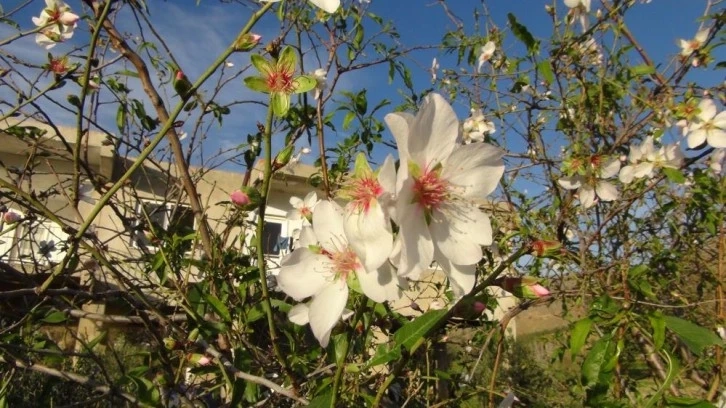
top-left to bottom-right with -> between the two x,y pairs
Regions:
508,13 -> 539,55
663,168 -> 686,184
354,90 -> 367,115
570,318 -> 592,356
332,334 -> 348,364
367,343 -> 401,367
204,293 -> 231,323
244,76 -> 270,93
393,309 -> 446,350
582,334 -> 616,388
649,312 -> 666,351
630,64 -> 656,76
644,350 -> 680,408
42,310 -> 67,324
307,390 -> 333,408
665,395 -> 716,407
537,60 -> 554,85
116,105 -> 126,132
342,111 -> 356,130
271,92 -> 290,117
663,315 -> 723,356
293,75 -> 317,94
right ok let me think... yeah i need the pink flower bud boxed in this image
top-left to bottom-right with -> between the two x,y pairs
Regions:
531,284 -> 550,298
175,70 -> 185,81
230,190 -> 251,207
472,301 -> 486,314
188,353 -> 212,366
3,211 -> 21,224
59,12 -> 80,25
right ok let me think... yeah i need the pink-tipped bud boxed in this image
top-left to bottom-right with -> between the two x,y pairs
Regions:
531,284 -> 550,298
175,70 -> 185,81
59,12 -> 80,26
531,240 -> 562,257
234,33 -> 262,52
3,211 -> 21,224
498,276 -> 551,300
230,187 -> 262,211
188,353 -> 212,366
230,190 -> 251,207
472,301 -> 486,314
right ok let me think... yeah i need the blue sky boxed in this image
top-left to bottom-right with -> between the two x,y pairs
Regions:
0,0 -> 722,173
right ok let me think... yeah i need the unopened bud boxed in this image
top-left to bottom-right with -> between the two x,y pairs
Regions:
163,337 -> 178,350
498,276 -> 550,299
3,211 -> 21,224
274,145 -> 295,169
188,353 -> 212,366
531,240 -> 561,257
230,187 -> 262,211
234,33 -> 262,52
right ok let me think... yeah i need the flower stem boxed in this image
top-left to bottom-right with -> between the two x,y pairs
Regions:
255,103 -> 298,392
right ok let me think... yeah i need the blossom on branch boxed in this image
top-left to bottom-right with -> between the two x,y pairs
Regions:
619,137 -> 684,183
259,0 -> 340,14
277,201 -> 402,347
477,41 -> 496,72
287,191 -> 319,224
559,156 -> 620,208
462,109 -> 496,144
385,93 -> 505,296
679,29 -> 708,57
32,0 -> 79,49
684,99 -> 726,149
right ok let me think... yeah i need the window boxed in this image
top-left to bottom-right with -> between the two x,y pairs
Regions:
0,212 -> 68,265
262,221 -> 283,256
134,200 -> 195,250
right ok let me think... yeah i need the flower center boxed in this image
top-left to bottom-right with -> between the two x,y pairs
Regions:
348,177 -> 383,213
267,71 -> 295,93
413,169 -> 449,212
49,58 -> 66,74
322,247 -> 360,280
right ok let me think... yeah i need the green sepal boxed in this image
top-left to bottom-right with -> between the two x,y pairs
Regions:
271,92 -> 290,117
307,244 -> 322,254
346,271 -> 363,295
277,46 -> 298,73
293,75 -> 317,94
244,76 -> 270,93
250,54 -> 273,76
407,160 -> 422,178
352,152 -> 373,178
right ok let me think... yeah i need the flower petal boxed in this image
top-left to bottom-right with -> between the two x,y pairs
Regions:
579,185 -> 596,208
356,263 -> 402,303
385,112 -> 414,163
687,129 -> 707,149
288,303 -> 309,325
707,129 -> 726,148
558,175 -> 583,190
277,250 -> 330,301
600,159 -> 621,179
308,280 -> 348,347
393,188 -> 434,278
308,0 -> 340,13
595,181 -> 618,202
344,201 -> 392,272
435,251 -> 476,297
408,93 -> 458,167
312,200 -> 346,252
429,205 -> 485,265
442,143 -> 504,199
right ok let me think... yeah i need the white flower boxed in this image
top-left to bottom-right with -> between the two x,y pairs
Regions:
709,148 -> 725,175
679,29 -> 708,57
619,137 -> 684,183
477,41 -> 496,72
32,0 -> 79,49
277,201 -> 402,347
564,0 -> 591,30
559,157 -> 620,208
385,93 -> 505,296
430,57 -> 439,82
685,99 -> 726,148
225,61 -> 234,68
462,109 -> 496,144
259,0 -> 340,13
287,191 -> 319,223
339,154 -> 396,272
310,68 -> 327,100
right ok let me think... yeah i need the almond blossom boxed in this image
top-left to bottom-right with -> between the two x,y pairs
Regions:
685,99 -> 726,148
679,29 -> 708,57
339,153 -> 396,272
32,0 -> 79,50
619,137 -> 684,183
287,191 -> 318,223
477,41 -> 496,72
385,93 -> 505,296
558,156 -> 620,208
564,0 -> 590,30
259,0 -> 340,13
462,109 -> 496,144
276,201 -> 402,347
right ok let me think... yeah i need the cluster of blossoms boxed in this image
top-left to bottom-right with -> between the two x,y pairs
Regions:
462,109 -> 496,144
559,156 -> 621,209
619,137 -> 684,184
271,94 -> 506,346
32,0 -> 80,49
